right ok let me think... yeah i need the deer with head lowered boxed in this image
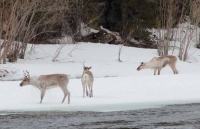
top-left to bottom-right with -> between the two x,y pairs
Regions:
137,55 -> 179,75
19,71 -> 70,104
81,63 -> 94,98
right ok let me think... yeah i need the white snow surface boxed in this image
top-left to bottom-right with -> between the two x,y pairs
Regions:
1,43 -> 200,112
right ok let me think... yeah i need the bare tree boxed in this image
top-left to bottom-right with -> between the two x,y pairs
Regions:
157,0 -> 183,56
0,0 -> 72,63
0,0 -> 43,63
181,0 -> 200,61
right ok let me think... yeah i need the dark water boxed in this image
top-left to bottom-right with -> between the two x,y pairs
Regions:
1,103 -> 200,129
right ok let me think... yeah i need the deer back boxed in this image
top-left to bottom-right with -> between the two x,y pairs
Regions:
82,71 -> 94,84
38,74 -> 69,89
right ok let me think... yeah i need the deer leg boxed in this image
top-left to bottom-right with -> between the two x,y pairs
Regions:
86,86 -> 89,97
40,89 -> 46,104
174,66 -> 179,74
175,68 -> 179,74
61,87 -> 70,104
169,64 -> 178,74
169,64 -> 175,74
154,69 -> 157,75
89,84 -> 93,97
91,84 -> 93,97
67,91 -> 70,104
83,85 -> 85,98
158,69 -> 161,75
88,85 -> 92,97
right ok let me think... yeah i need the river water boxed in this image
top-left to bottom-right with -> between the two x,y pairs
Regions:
1,103 -> 200,129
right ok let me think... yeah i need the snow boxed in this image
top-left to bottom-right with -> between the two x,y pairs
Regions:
1,42 -> 200,112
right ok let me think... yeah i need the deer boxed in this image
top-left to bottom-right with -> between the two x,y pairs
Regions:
81,63 -> 94,98
19,71 -> 70,104
137,55 -> 179,75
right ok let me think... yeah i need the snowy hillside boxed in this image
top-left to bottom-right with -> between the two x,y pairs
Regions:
1,43 -> 200,112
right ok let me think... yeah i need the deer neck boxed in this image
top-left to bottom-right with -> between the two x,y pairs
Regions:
83,71 -> 88,74
29,78 -> 39,87
84,70 -> 93,74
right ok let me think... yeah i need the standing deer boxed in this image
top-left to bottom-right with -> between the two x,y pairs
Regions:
137,55 -> 179,75
81,64 -> 94,98
19,71 -> 70,104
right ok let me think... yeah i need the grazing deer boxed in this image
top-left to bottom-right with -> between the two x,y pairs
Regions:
81,64 -> 94,98
19,71 -> 70,104
137,55 -> 179,75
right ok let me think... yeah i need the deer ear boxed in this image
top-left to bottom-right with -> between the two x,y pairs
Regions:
89,66 -> 92,69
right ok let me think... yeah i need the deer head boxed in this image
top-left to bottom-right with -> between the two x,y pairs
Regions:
84,66 -> 92,72
137,62 -> 146,71
83,61 -> 92,72
19,70 -> 30,87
